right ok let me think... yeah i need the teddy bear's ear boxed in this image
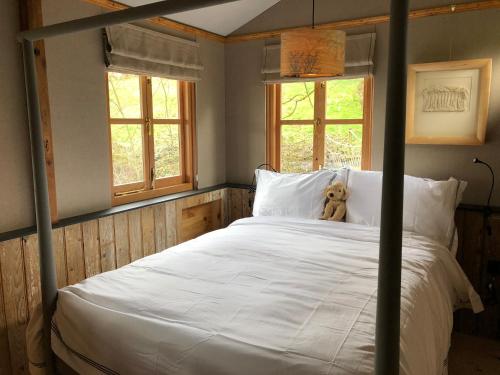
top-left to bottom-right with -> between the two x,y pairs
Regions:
323,187 -> 330,197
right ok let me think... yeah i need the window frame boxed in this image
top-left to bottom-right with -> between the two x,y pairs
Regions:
106,72 -> 197,206
266,76 -> 373,172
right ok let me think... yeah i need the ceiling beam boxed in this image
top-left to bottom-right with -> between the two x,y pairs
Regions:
81,0 -> 226,42
226,0 -> 500,43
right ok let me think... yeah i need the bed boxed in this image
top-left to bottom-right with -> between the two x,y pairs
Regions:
51,216 -> 482,375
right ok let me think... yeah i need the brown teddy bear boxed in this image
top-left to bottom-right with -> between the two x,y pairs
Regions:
320,181 -> 348,221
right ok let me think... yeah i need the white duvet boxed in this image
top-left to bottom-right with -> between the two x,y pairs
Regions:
52,217 -> 482,375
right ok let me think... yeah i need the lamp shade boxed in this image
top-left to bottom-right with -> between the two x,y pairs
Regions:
280,29 -> 346,78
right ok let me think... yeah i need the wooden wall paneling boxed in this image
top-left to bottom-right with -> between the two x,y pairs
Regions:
141,207 -> 156,257
52,228 -> 68,289
114,213 -> 131,268
64,224 -> 85,285
82,220 -> 102,278
128,210 -> 143,261
165,201 -> 177,248
22,235 -> 41,319
455,210 -> 484,335
0,239 -> 29,374
241,189 -> 254,218
486,215 -> 500,259
220,188 -> 229,227
229,188 -> 243,223
98,216 -> 116,272
175,200 -> 184,245
0,254 -> 12,375
153,204 -> 167,252
180,200 -> 222,242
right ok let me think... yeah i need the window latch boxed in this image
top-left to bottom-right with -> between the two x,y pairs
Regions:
146,118 -> 152,136
315,118 -> 321,126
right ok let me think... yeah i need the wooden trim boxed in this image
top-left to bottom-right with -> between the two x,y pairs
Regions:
184,82 -> 198,189
313,82 -> 326,170
267,77 -> 372,172
405,59 -> 491,145
226,0 -> 500,43
361,76 -> 373,170
112,182 -> 193,206
107,73 -> 195,204
19,0 -> 58,223
80,0 -> 226,42
265,85 -> 278,170
324,119 -> 364,125
143,76 -> 154,189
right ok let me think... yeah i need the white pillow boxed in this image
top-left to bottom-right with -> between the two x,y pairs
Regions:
346,169 -> 466,247
253,169 -> 336,219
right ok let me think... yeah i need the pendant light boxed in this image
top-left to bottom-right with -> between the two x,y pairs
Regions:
280,0 -> 346,78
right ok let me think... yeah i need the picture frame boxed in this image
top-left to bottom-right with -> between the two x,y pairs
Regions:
406,58 -> 492,145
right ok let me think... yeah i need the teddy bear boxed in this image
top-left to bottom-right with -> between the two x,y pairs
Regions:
320,180 -> 348,221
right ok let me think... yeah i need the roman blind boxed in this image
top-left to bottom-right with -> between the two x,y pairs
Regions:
104,24 -> 203,81
262,33 -> 376,83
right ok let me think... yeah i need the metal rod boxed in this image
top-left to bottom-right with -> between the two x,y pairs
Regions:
375,0 -> 409,374
22,39 -> 58,373
18,0 -> 238,42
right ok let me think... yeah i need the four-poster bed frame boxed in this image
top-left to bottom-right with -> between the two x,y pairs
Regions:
17,0 -> 409,373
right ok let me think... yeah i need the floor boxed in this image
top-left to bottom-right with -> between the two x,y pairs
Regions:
449,333 -> 500,374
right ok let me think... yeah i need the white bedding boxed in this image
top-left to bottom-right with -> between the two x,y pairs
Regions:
52,217 -> 482,375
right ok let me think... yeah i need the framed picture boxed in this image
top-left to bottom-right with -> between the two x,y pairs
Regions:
406,59 -> 492,145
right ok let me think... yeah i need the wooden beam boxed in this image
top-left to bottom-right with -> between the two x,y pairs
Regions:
226,0 -> 500,43
80,0 -> 226,42
19,0 -> 58,223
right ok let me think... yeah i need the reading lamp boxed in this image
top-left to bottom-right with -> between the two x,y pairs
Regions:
473,157 -> 495,235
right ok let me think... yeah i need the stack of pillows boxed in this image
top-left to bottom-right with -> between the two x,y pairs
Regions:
252,168 -> 467,253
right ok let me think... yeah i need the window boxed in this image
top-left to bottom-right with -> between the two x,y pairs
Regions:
107,72 -> 196,205
266,77 -> 373,173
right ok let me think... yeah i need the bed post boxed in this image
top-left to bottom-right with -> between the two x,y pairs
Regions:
22,38 -> 58,372
375,0 -> 409,374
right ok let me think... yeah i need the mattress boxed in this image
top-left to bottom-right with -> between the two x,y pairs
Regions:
51,217 -> 482,374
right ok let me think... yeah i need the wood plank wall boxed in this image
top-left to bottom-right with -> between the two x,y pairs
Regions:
0,186 -> 493,374
0,188 -> 247,375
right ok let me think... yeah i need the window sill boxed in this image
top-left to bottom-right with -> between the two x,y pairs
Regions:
112,183 -> 193,206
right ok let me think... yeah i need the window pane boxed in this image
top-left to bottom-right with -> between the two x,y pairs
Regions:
326,78 -> 364,120
108,72 -> 142,119
111,124 -> 144,185
281,82 -> 315,120
280,125 -> 313,173
324,124 -> 363,170
154,125 -> 181,178
151,77 -> 179,119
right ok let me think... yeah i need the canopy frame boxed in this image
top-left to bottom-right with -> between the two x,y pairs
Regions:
17,0 -> 409,373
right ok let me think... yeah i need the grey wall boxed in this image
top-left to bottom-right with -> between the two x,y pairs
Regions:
0,0 -> 227,232
226,0 -> 500,206
0,0 -> 34,232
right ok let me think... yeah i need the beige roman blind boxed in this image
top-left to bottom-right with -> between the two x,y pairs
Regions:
262,33 -> 376,83
104,24 -> 203,81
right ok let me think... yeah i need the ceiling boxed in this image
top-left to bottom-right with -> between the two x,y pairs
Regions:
119,0 -> 280,36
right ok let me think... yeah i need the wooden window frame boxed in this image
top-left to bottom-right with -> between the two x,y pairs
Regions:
106,73 -> 197,206
266,76 -> 373,172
